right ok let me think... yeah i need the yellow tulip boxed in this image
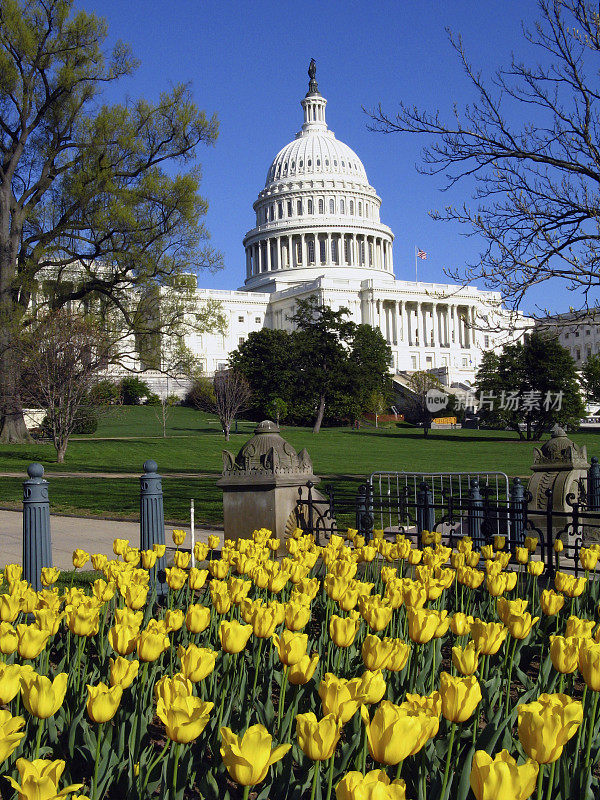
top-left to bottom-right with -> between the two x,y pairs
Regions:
359,669 -> 387,704
527,560 -> 544,577
470,619 -> 508,655
272,630 -> 307,666
91,553 -> 108,571
288,653 -> 320,685
141,549 -> 157,569
109,657 -> 139,689
580,547 -> 599,571
554,538 -> 564,553
92,579 -> 115,603
188,567 -> 208,591
506,612 -> 539,641
252,605 -> 278,638
72,549 -> 89,569
361,634 -> 394,671
386,640 -> 410,672
0,709 -> 26,764
157,694 -> 213,743
137,626 -> 169,662
518,693 -> 582,763
16,624 -> 50,660
452,642 -> 480,676
172,529 -> 186,546
578,639 -> 600,691
0,621 -> 18,655
153,543 -> 166,558
114,608 -> 143,629
335,769 -> 407,800
406,607 -> 439,645
360,701 -> 429,764
40,567 -> 60,587
0,593 -> 21,623
219,620 -> 253,653
450,613 -> 473,636
548,636 -> 580,675
319,673 -> 365,724
566,616 -> 595,639
178,644 -> 218,682
113,538 -> 129,556
155,673 -> 193,705
524,536 -> 538,553
165,567 -> 187,590
86,682 -> 123,723
5,758 -> 83,799
296,712 -> 341,760
470,749 -> 538,800
440,672 -> 482,722
185,604 -> 211,634
0,663 -> 24,704
209,559 -> 229,579
219,724 -> 291,786
174,550 -> 190,570
164,609 -> 185,633
329,615 -> 360,649
123,584 -> 148,611
540,590 -> 565,616
20,672 -> 68,719
515,547 -> 529,565
402,582 -> 427,609
284,600 -> 310,630
65,604 -> 100,638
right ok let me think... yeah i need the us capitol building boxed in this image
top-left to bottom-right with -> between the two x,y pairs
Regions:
180,63 -> 529,389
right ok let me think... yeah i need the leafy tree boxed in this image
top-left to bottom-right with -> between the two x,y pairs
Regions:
347,324 -> 393,412
475,331 -> 585,439
581,354 -> 600,403
365,390 -> 387,427
369,0 -> 600,315
120,378 -> 151,406
266,397 -> 288,427
229,329 -> 295,418
0,0 -> 221,443
291,297 -> 357,433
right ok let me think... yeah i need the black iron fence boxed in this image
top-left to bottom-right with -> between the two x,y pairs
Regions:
294,469 -> 600,576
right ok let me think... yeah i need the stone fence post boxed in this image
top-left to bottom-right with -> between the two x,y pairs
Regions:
140,460 -> 166,583
23,463 -> 52,591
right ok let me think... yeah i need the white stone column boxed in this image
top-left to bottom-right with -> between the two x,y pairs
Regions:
389,242 -> 393,273
266,238 -> 272,271
392,301 -> 397,344
301,233 -> 306,266
422,304 -> 428,347
258,243 -> 263,273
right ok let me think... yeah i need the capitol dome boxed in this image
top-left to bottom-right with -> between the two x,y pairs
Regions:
242,61 -> 395,290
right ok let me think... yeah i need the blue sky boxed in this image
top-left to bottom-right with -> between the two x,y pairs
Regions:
77,0 -> 572,315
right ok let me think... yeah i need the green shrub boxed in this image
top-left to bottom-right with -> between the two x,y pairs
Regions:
120,377 -> 151,405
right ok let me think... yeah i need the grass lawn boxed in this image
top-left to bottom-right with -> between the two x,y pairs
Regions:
1,406 -> 599,524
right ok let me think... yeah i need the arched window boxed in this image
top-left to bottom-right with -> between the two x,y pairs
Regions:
349,200 -> 354,215
278,203 -> 283,219
307,238 -> 315,264
359,239 -> 365,264
307,159 -> 312,167
297,200 -> 302,215
296,240 -> 302,264
307,199 -> 313,214
319,239 -> 326,263
358,202 -> 362,216
318,198 -> 324,214
299,160 -> 303,168
287,201 -> 293,217
316,158 -> 321,167
344,237 -> 351,263
269,205 -> 274,221
340,199 -> 345,214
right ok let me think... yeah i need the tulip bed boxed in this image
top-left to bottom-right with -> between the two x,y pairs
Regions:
1,529 -> 600,800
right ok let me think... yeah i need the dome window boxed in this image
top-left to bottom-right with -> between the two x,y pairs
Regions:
334,160 -> 337,166
308,159 -> 312,167
316,158 -> 320,167
291,161 -> 295,169
350,200 -> 354,215
318,198 -> 324,214
325,159 -> 329,166
297,200 -> 302,215
358,202 -> 362,216
329,199 -> 335,214
299,160 -> 303,168
340,199 -> 345,214
278,202 -> 283,219
307,199 -> 313,214
341,161 -> 345,167
287,201 -> 293,217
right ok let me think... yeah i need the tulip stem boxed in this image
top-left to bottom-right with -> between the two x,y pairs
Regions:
536,764 -> 544,800
546,761 -> 556,800
583,689 -> 600,790
573,685 -> 588,775
325,753 -> 335,800
248,638 -> 264,725
169,742 -> 181,800
440,722 -> 456,800
242,787 -> 250,800
34,716 -> 44,759
504,637 -> 517,715
277,666 -> 288,733
396,759 -> 403,779
309,762 -> 320,800
91,722 -> 103,800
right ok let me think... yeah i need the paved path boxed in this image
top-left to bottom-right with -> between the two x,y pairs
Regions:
0,510 -> 222,571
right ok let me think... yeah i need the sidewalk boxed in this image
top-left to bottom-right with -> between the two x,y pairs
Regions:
0,510 -> 222,571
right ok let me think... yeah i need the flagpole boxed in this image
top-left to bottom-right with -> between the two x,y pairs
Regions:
415,245 -> 418,282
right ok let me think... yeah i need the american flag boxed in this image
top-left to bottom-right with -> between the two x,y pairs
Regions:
417,248 -> 427,260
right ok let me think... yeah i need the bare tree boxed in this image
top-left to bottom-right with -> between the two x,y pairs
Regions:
404,372 -> 446,437
19,311 -> 113,462
213,371 -> 251,441
369,0 -> 600,316
154,395 -> 179,438
188,371 -> 251,440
